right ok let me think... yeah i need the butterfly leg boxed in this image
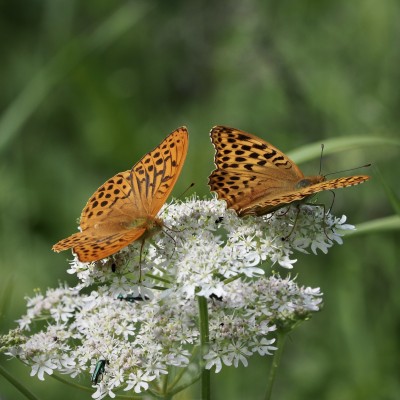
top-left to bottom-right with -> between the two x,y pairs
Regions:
281,205 -> 301,241
265,210 -> 278,221
327,190 -> 336,214
305,202 -> 333,241
161,225 -> 177,259
281,203 -> 333,242
162,221 -> 182,234
321,204 -> 333,242
277,207 -> 290,217
138,238 -> 146,282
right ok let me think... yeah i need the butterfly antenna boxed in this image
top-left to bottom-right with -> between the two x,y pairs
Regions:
318,144 -> 324,175
324,163 -> 371,178
178,182 -> 195,198
162,182 -> 195,214
162,227 -> 177,259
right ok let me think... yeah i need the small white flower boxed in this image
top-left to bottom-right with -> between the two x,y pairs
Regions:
204,350 -> 224,373
91,382 -> 109,399
165,347 -> 191,367
58,354 -> 76,372
16,314 -> 32,331
124,371 -> 152,393
30,355 -> 57,380
227,341 -> 252,368
250,337 -> 277,356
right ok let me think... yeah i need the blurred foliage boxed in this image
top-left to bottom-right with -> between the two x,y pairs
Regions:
0,1 -> 399,399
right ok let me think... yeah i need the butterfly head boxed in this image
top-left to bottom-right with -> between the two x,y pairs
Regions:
295,175 -> 325,189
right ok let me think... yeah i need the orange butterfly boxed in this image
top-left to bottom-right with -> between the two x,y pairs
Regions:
53,127 -> 188,262
208,126 -> 369,217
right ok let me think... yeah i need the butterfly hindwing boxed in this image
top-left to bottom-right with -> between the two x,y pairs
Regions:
72,228 -> 147,262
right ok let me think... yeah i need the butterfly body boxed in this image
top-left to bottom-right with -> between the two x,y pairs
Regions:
208,126 -> 369,217
119,216 -> 163,231
53,127 -> 188,262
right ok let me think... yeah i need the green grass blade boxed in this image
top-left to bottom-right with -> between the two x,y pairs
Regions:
288,136 -> 400,164
345,215 -> 400,236
373,166 -> 400,215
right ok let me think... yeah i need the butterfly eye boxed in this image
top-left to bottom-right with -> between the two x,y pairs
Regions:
296,179 -> 313,189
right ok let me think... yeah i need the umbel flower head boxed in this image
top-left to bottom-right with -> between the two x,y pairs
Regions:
2,196 -> 354,399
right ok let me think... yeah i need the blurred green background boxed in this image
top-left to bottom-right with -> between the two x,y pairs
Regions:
1,1 -> 399,399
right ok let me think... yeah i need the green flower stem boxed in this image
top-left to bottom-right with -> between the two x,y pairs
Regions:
168,373 -> 202,397
145,273 -> 172,285
0,363 -> 39,400
167,346 -> 199,392
198,295 -> 210,400
223,273 -> 245,285
161,369 -> 170,396
264,330 -> 287,400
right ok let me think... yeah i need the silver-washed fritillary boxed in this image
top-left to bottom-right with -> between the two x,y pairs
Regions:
208,126 -> 369,216
53,127 -> 188,262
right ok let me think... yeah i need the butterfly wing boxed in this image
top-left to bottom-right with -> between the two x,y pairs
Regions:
53,169 -> 144,256
52,170 -> 149,261
208,126 -> 304,211
209,126 -> 303,177
238,175 -> 370,216
53,127 -> 188,261
79,126 -> 188,230
79,170 -> 138,231
130,126 -> 189,216
53,228 -> 147,261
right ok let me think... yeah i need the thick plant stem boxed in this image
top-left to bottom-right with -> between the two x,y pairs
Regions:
264,330 -> 287,400
198,295 -> 210,400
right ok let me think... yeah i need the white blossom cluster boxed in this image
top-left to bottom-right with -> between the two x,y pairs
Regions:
3,197 -> 354,398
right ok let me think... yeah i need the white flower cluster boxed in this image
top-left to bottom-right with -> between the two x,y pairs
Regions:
4,197 -> 354,399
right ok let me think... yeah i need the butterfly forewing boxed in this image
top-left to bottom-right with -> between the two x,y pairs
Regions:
130,127 -> 189,216
208,126 -> 370,217
79,170 -> 138,231
210,126 -> 304,178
